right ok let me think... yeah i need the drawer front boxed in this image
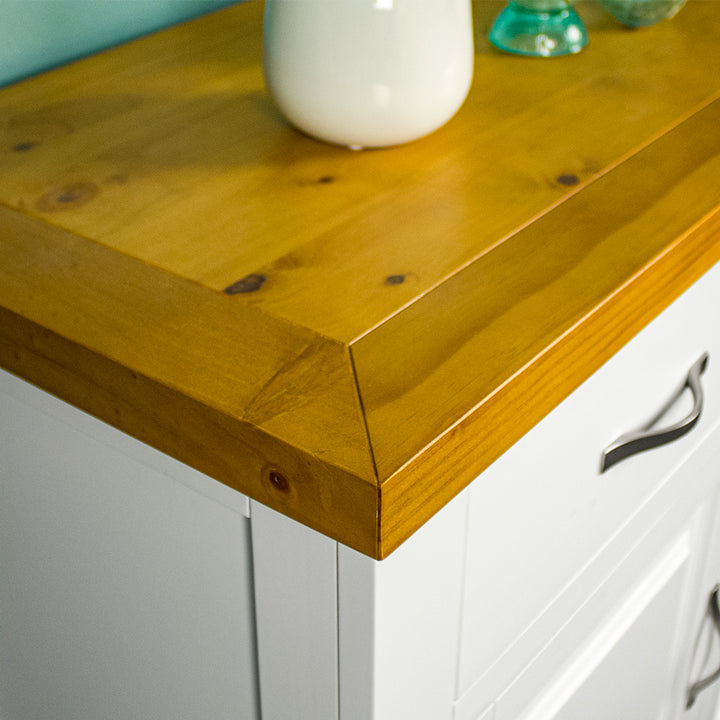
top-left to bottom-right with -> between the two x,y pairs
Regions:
495,527 -> 692,720
456,259 -> 720,700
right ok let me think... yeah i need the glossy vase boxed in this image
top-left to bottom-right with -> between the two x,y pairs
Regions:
262,0 -> 474,149
489,0 -> 588,57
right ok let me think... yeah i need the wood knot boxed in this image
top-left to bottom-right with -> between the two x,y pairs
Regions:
296,175 -> 337,187
36,182 -> 98,211
224,273 -> 267,294
385,274 -> 406,286
267,470 -> 291,494
556,174 -> 580,186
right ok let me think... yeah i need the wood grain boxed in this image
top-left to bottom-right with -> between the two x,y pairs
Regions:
1,0 -> 720,557
377,205 -> 720,556
0,207 -> 378,555
371,101 -> 720,554
0,2 -> 719,342
354,98 -> 720,484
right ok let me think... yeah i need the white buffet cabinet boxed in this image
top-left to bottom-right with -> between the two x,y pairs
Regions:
3,260 -> 720,720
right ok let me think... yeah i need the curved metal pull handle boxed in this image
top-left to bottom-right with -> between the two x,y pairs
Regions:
687,585 -> 720,709
600,353 -> 709,473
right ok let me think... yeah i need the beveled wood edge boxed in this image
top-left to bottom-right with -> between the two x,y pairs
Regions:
3,200 -> 718,561
0,306 -> 380,556
351,92 -> 720,484
0,201 -> 376,473
4,145 -> 720,559
0,204 -> 380,555
377,207 -> 720,558
4,141 -> 720,560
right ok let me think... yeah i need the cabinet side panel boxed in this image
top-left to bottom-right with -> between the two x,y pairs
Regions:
0,367 -> 251,518
0,370 -> 259,720
338,488 -> 470,720
250,500 -> 339,720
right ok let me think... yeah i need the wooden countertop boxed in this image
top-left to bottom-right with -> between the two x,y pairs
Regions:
2,0 -> 720,558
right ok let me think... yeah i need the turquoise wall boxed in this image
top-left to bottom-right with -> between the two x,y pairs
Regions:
0,0 -> 239,87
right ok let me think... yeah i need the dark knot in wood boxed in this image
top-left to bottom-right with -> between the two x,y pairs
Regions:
36,182 -> 99,212
268,471 -> 290,493
556,174 -> 580,186
224,273 -> 267,294
385,274 -> 406,286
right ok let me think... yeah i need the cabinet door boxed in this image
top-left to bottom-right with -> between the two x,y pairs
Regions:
494,530 -> 692,720
674,489 -> 720,720
0,371 -> 259,720
682,586 -> 720,720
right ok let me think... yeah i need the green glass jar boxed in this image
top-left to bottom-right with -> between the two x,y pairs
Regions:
599,0 -> 686,27
489,0 -> 588,57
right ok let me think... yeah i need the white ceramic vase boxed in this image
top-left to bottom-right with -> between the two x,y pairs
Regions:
262,0 -> 474,149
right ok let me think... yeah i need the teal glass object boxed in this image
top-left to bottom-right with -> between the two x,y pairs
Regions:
489,0 -> 588,57
598,0 -> 686,27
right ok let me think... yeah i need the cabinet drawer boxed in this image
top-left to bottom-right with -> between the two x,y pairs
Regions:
494,527 -> 692,720
455,260 -> 720,701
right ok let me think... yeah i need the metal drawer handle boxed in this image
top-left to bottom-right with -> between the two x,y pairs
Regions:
600,353 -> 709,473
687,585 -> 720,709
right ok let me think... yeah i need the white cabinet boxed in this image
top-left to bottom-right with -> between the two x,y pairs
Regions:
674,488 -> 720,720
3,260 -> 720,720
501,532 -> 691,720
0,376 -> 259,720
488,439 -> 720,720
452,257 -> 720,720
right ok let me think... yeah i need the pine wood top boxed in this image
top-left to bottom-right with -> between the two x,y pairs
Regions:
2,0 -> 720,558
